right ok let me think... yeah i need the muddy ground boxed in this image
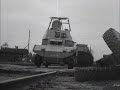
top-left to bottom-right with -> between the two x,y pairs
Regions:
0,64 -> 120,90
26,75 -> 120,90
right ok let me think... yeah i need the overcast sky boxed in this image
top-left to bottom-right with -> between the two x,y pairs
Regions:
0,0 -> 119,61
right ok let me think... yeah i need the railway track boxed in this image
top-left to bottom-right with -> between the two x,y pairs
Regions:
0,71 -> 57,90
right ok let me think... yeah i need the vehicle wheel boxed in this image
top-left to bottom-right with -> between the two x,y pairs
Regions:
33,54 -> 42,68
60,62 -> 65,66
36,63 -> 41,68
68,63 -> 73,69
45,63 -> 49,68
68,57 -> 74,69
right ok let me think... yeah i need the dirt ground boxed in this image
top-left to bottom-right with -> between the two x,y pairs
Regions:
26,75 -> 120,90
0,64 -> 42,81
0,64 -> 69,82
1,64 -> 120,90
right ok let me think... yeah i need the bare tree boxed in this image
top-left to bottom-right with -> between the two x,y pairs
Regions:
1,42 -> 9,49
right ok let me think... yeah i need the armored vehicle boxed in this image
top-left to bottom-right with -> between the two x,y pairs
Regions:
76,44 -> 93,67
33,17 -> 76,68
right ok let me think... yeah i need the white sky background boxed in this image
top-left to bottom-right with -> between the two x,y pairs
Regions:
0,0 -> 119,61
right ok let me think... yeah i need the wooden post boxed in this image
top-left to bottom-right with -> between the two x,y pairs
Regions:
27,30 -> 30,62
